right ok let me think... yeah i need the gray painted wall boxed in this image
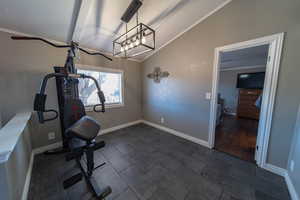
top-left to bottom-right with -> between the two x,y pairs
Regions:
0,31 -> 142,149
219,67 -> 266,114
287,104 -> 300,197
142,0 -> 300,168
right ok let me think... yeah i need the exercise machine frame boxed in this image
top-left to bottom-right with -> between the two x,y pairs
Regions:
11,36 -> 113,199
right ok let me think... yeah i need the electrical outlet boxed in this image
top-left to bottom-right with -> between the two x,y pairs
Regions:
160,117 -> 165,124
205,92 -> 212,100
48,132 -> 55,140
290,160 -> 295,172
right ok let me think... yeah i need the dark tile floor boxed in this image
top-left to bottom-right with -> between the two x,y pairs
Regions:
28,124 -> 291,200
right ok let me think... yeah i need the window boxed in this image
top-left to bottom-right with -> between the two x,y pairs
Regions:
77,67 -> 123,108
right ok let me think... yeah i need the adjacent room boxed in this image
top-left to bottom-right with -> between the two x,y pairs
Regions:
215,45 -> 268,162
0,1 -> 299,200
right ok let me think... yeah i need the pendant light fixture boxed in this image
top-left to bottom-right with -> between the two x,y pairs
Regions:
113,0 -> 155,58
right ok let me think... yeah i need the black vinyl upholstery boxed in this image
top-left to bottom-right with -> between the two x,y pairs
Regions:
66,116 -> 100,141
63,98 -> 100,141
63,98 -> 86,129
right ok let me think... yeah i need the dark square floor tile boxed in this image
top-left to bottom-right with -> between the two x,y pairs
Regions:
220,192 -> 244,200
158,173 -> 189,200
93,164 -> 128,200
253,179 -> 291,200
114,188 -> 140,200
186,178 -> 223,200
254,190 -> 284,200
221,176 -> 255,200
255,167 -> 286,188
147,188 -> 177,200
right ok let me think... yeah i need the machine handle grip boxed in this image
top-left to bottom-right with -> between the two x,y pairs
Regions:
43,110 -> 59,122
36,110 -> 58,123
93,104 -> 105,113
34,93 -> 59,123
93,91 -> 106,113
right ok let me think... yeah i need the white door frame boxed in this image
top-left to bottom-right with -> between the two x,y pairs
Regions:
208,33 -> 285,167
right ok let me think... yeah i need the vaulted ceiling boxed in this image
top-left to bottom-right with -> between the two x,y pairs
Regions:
0,0 -> 230,61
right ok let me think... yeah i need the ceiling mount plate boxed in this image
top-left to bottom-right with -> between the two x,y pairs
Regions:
121,0 -> 143,23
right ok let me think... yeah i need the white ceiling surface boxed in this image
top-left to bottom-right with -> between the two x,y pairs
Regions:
0,0 -> 228,61
0,0 -> 76,42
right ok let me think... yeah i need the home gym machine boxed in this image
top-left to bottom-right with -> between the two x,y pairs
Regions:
11,36 -> 112,199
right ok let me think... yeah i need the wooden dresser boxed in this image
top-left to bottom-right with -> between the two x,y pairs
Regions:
237,89 -> 262,120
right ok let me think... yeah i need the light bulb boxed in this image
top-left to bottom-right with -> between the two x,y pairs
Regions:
142,36 -> 146,44
125,45 -> 129,51
135,39 -> 140,46
130,43 -> 134,48
120,46 -> 124,52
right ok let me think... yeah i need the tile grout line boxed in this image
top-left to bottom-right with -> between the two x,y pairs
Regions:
98,143 -> 141,200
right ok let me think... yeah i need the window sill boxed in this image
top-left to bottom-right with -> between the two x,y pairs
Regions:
85,103 -> 124,112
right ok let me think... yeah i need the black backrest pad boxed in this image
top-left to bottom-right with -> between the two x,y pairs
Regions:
63,98 -> 86,129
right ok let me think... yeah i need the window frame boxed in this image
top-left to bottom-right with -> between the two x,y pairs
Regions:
76,64 -> 125,111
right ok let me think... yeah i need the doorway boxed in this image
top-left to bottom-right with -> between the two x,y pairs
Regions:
214,44 -> 268,162
208,33 -> 284,168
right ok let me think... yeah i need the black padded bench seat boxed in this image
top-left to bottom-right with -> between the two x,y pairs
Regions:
66,115 -> 101,141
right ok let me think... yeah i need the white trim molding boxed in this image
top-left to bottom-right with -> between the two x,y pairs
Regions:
33,120 -> 143,155
220,65 -> 266,72
262,164 -> 299,200
208,33 -> 285,169
33,141 -> 63,155
142,0 -> 232,62
285,172 -> 300,200
76,64 -> 125,110
262,163 -> 286,177
21,152 -> 35,200
142,120 -> 210,148
76,64 -> 124,73
99,120 -> 143,135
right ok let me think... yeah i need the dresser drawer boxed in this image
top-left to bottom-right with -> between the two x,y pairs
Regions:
237,89 -> 262,120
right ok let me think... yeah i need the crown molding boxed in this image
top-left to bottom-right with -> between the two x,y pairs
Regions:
142,0 -> 232,62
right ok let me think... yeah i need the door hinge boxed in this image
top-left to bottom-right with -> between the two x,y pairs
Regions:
256,145 -> 259,151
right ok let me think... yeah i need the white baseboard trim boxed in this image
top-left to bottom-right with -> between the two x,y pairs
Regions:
262,163 -> 299,200
284,171 -> 299,200
99,120 -> 143,135
141,120 -> 210,148
21,151 -> 34,200
262,163 -> 286,177
32,120 -> 143,155
33,141 -> 63,155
